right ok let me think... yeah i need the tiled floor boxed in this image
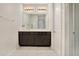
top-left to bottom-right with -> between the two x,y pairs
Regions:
9,47 -> 57,56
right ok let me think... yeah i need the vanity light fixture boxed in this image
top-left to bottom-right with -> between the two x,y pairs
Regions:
37,7 -> 47,12
24,7 -> 34,11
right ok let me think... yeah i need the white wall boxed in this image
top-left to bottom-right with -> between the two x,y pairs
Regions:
0,4 -> 18,55
53,4 -> 62,55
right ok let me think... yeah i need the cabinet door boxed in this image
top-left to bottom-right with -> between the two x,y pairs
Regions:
19,32 -> 34,46
33,32 -> 51,46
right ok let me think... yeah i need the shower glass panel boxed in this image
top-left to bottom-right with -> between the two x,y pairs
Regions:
38,14 -> 46,29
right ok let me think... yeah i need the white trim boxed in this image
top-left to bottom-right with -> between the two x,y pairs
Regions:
61,3 -> 65,56
65,4 -> 70,56
72,4 -> 75,56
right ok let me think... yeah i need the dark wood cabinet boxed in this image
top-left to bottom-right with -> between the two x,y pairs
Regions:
18,31 -> 51,47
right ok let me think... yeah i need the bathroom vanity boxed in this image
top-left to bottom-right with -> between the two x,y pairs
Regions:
18,4 -> 51,47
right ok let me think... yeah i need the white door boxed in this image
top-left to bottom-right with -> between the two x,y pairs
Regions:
73,4 -> 79,56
